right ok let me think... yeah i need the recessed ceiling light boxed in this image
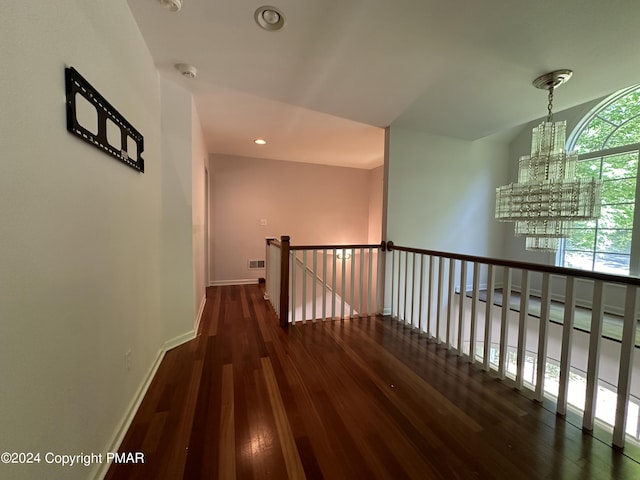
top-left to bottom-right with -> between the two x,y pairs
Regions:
175,63 -> 197,78
254,6 -> 285,31
159,0 -> 182,12
254,138 -> 267,145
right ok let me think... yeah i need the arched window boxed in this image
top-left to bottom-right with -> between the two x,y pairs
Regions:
561,85 -> 640,275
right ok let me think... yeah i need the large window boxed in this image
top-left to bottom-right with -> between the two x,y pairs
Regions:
560,86 -> 640,275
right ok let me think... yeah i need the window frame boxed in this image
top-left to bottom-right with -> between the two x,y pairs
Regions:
559,84 -> 640,276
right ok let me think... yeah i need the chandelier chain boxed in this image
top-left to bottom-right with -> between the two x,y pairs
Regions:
547,87 -> 554,122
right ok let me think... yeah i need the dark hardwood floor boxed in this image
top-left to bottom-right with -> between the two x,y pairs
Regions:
105,285 -> 640,479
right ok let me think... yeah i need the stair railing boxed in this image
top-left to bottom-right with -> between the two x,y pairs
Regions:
265,236 -> 384,327
385,240 -> 640,450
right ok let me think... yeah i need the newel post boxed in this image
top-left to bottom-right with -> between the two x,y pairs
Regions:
377,240 -> 390,315
279,235 -> 290,328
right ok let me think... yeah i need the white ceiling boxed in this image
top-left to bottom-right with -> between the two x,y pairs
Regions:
127,0 -> 640,169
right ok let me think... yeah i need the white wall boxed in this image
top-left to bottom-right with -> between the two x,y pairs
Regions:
160,77 -> 197,341
158,76 -> 208,339
385,125 -> 510,256
192,100 -> 208,325
0,3 -> 200,479
368,165 -> 384,244
382,125 -> 510,313
209,154 -> 374,284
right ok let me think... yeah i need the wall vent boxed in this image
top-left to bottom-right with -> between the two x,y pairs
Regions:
248,259 -> 265,270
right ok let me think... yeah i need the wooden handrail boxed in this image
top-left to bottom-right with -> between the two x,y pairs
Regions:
386,241 -> 640,287
290,241 -> 385,251
267,237 -> 384,252
267,238 -> 281,248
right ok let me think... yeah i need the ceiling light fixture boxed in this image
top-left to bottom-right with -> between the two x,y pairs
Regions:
336,250 -> 352,260
254,6 -> 285,31
495,70 -> 602,252
175,63 -> 197,78
159,0 -> 182,12
254,138 -> 267,145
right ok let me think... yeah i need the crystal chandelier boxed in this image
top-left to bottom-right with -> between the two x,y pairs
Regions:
495,70 -> 602,252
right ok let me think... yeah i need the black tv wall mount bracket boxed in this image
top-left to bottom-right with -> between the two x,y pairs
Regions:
65,66 -> 144,173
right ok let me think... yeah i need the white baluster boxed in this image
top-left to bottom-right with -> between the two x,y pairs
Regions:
410,252 -> 416,328
391,250 -> 396,319
516,270 -> 530,390
437,257 -> 444,344
359,247 -> 365,317
397,251 -> 402,321
583,280 -> 604,430
302,251 -> 307,324
403,252 -> 409,325
291,251 -> 297,324
457,261 -> 467,356
613,285 -> 639,448
557,276 -> 576,415
498,267 -> 512,380
312,250 -> 317,323
322,250 -> 327,321
418,254 -> 425,333
428,256 -> 434,338
535,273 -> 551,402
483,264 -> 495,371
332,248 -> 337,320
341,249 -> 347,320
367,247 -> 374,316
350,249 -> 356,319
447,259 -> 455,350
470,262 -> 480,364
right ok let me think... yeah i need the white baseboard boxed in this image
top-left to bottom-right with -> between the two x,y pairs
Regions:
94,347 -> 164,479
194,295 -> 207,335
510,282 -> 625,318
94,329 -> 198,479
164,329 -> 197,351
209,279 -> 259,286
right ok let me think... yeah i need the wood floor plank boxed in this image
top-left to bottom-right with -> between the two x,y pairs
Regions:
187,336 -> 223,479
261,357 -> 306,479
141,411 -> 168,454
219,364 -> 236,480
265,340 -> 342,480
163,357 -> 203,479
245,367 -> 289,480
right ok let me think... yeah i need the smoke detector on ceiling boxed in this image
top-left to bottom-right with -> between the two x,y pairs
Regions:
159,0 -> 182,12
175,63 -> 197,78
